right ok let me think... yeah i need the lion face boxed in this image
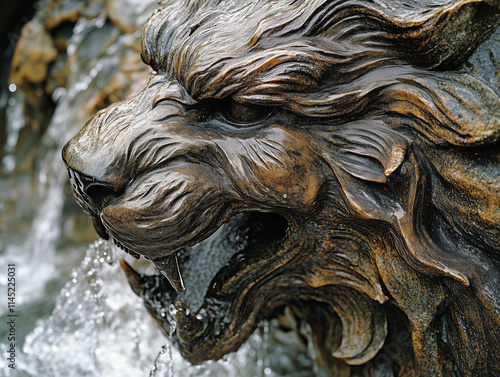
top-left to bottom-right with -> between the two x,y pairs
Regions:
63,0 -> 500,374
63,72 -> 326,260
62,58 -> 340,359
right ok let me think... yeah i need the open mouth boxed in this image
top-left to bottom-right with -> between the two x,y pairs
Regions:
105,211 -> 293,361
111,210 -> 289,297
65,161 -> 392,365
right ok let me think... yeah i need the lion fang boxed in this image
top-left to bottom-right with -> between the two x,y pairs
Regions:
153,254 -> 186,292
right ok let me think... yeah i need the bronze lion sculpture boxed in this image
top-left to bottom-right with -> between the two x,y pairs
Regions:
62,0 -> 500,375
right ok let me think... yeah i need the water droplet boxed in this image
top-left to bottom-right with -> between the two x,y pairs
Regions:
8,84 -> 17,92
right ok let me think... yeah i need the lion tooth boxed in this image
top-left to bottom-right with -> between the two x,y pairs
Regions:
125,248 -> 141,259
153,254 -> 185,292
173,300 -> 206,342
119,259 -> 145,296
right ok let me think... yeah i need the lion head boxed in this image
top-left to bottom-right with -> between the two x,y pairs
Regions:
63,0 -> 500,375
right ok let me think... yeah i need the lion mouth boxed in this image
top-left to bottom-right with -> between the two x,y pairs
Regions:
88,210 -> 188,293
112,211 -> 291,361
97,213 -> 189,292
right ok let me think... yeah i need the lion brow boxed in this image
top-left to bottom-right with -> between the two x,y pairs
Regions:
140,0 -> 500,141
142,0 -> 498,96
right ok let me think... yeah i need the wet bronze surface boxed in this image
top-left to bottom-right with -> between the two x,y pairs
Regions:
61,0 -> 499,375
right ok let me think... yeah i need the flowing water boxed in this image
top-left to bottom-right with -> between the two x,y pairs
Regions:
1,236 -> 320,376
0,2 -> 323,376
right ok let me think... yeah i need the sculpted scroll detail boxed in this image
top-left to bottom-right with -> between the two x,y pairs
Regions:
62,0 -> 500,375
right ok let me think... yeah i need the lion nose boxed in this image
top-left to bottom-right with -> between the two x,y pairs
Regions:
66,167 -> 118,214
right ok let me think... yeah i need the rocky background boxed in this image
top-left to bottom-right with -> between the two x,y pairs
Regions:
0,0 -> 158,359
1,0 -> 156,248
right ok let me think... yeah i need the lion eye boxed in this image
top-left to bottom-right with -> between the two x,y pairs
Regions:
219,98 -> 272,127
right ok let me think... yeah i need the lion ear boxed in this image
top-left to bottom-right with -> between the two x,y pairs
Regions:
332,120 -> 407,183
332,144 -> 470,285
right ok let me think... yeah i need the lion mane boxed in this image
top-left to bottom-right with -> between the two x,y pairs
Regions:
63,0 -> 500,375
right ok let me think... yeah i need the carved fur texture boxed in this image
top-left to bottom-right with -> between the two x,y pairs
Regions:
63,0 -> 500,375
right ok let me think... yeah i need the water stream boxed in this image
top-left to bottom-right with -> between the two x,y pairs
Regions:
0,2 -> 323,376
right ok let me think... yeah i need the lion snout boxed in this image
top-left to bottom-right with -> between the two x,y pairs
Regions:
64,160 -> 121,215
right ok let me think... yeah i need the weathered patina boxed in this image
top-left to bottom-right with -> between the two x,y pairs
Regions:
62,0 -> 500,375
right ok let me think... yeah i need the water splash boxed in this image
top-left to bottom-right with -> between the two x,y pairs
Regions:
150,344 -> 174,377
0,240 -> 165,376
0,237 -> 321,377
